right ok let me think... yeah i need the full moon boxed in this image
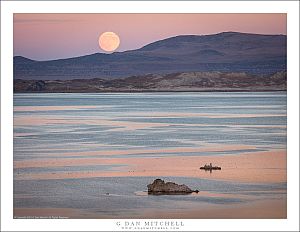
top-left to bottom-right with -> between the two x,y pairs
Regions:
99,32 -> 120,52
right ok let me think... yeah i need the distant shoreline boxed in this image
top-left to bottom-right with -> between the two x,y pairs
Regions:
13,70 -> 287,93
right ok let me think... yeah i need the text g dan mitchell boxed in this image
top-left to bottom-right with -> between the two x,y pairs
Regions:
116,220 -> 184,230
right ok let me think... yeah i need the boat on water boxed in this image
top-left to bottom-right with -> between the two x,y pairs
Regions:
200,163 -> 221,171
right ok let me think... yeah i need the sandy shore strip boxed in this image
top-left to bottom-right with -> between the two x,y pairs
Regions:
14,150 -> 286,183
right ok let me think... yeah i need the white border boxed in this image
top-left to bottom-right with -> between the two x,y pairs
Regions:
1,1 -> 299,231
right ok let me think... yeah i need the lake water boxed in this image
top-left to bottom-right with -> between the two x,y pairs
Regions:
13,92 -> 287,218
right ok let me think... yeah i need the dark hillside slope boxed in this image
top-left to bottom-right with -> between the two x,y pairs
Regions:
14,32 -> 286,80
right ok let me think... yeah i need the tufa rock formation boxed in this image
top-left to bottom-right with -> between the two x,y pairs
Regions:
147,179 -> 199,195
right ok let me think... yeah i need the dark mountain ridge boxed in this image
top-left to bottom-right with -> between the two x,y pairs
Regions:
14,32 -> 286,80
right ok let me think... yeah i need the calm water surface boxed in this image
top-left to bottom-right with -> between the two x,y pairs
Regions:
13,92 -> 287,218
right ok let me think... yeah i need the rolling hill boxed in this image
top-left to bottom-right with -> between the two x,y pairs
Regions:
14,32 -> 286,80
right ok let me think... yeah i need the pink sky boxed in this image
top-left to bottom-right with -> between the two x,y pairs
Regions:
14,14 -> 287,61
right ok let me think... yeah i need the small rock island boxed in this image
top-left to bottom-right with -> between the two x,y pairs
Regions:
147,179 -> 199,195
